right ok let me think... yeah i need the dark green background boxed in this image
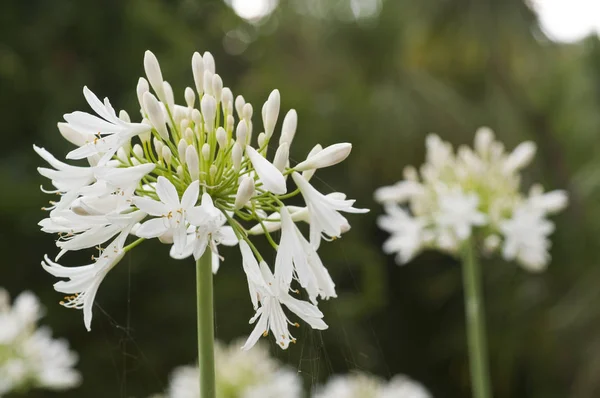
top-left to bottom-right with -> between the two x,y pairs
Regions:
1,0 -> 599,397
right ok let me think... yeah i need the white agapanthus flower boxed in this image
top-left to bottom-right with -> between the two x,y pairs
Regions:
375,127 -> 567,271
314,372 -> 431,398
156,338 -> 302,398
0,289 -> 81,396
35,50 -> 367,348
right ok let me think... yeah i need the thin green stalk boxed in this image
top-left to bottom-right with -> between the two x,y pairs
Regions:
196,250 -> 215,398
461,239 -> 492,398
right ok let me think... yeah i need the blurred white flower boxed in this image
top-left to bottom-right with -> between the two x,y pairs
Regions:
314,372 -> 431,398
375,127 -> 567,271
0,289 -> 81,396
159,338 -> 302,398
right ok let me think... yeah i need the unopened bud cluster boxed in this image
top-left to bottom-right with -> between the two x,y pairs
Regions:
35,50 -> 367,349
375,127 -> 567,271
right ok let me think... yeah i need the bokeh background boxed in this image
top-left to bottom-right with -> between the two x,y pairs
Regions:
1,0 -> 600,397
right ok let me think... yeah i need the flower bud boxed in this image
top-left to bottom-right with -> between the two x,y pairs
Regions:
504,141 -> 536,174
116,147 -> 128,163
184,127 -> 195,144
484,234 -> 501,253
143,92 -> 169,140
235,177 -> 255,210
153,138 -> 164,159
242,103 -> 253,121
216,127 -> 227,148
202,143 -> 210,161
136,78 -> 150,112
236,121 -> 248,146
226,114 -> 234,132
173,106 -> 187,126
133,144 -> 144,159
235,95 -> 246,118
162,146 -> 172,167
140,119 -> 152,143
403,165 -> 418,181
119,110 -> 131,123
232,142 -> 242,171
163,81 -> 175,111
258,132 -> 266,148
302,144 -> 322,181
177,165 -> 185,179
178,139 -> 187,165
203,51 -> 215,73
212,74 -> 223,103
273,143 -> 289,172
210,164 -> 217,179
222,88 -> 233,113
186,145 -> 200,181
295,143 -> 352,172
143,50 -> 165,102
121,139 -> 132,156
185,87 -> 196,108
263,89 -> 280,139
192,52 -> 204,95
201,95 -> 217,133
246,146 -> 287,194
203,70 -> 214,97
474,126 -> 494,156
279,109 -> 297,145
180,118 -> 190,132
191,109 -> 202,127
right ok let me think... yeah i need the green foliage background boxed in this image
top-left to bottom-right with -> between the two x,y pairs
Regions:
1,0 -> 599,397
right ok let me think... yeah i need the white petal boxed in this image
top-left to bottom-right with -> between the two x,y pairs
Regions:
241,309 -> 268,351
181,180 -> 200,209
295,143 -> 352,171
155,176 -> 180,207
136,218 -> 169,238
245,146 -> 287,194
133,197 -> 167,216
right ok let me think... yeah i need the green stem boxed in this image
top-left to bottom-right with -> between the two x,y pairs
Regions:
196,250 -> 215,398
461,239 -> 492,398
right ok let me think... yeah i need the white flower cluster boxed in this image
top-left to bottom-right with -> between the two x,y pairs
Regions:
35,50 -> 367,349
314,372 -> 431,398
153,338 -> 302,398
375,128 -> 568,271
0,289 -> 81,396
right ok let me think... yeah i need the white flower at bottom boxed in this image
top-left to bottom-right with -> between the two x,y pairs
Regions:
161,338 -> 302,398
380,375 -> 432,398
314,372 -> 431,398
0,289 -> 80,395
21,327 -> 81,390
